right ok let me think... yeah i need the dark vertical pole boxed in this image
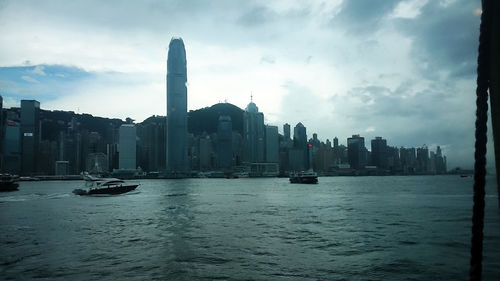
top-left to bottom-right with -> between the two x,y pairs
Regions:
488,0 -> 500,207
470,1 -> 491,280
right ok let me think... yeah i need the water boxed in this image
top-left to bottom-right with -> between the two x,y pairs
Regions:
1,176 -> 499,280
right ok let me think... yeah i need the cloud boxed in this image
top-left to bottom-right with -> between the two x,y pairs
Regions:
31,65 -> 46,75
260,55 -> 276,64
332,0 -> 402,35
396,0 -> 481,80
0,0 -> 483,168
390,0 -> 429,19
237,6 -> 276,26
21,75 -> 39,83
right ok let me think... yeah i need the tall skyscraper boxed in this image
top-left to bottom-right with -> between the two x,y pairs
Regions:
283,123 -> 291,140
119,124 -> 136,170
243,99 -> 265,163
265,125 -> 279,163
217,115 -> 233,169
371,136 -> 388,169
347,134 -> 367,169
0,95 -> 3,170
20,100 -> 40,175
290,122 -> 307,170
166,37 -> 188,174
416,145 -> 429,173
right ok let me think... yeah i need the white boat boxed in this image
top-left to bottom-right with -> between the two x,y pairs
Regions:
73,173 -> 139,195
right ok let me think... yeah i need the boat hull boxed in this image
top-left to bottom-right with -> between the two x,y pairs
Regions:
289,177 -> 318,184
74,184 -> 138,196
0,182 -> 19,192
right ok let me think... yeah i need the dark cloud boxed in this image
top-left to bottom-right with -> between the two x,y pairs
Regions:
331,81 -> 474,144
397,0 -> 481,80
237,6 -> 276,26
332,0 -> 402,35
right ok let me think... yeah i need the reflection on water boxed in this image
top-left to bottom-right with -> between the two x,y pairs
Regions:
0,176 -> 499,280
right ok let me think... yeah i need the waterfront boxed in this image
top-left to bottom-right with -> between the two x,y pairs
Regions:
1,175 -> 499,280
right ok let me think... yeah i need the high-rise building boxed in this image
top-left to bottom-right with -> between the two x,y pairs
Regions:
291,122 -> 307,170
0,95 -> 4,170
4,121 -> 21,174
265,125 -> 279,163
20,100 -> 40,175
217,115 -> 233,169
416,145 -> 429,173
435,146 -> 446,174
199,135 -> 213,171
119,124 -> 136,170
400,147 -> 417,174
347,134 -> 367,169
243,99 -> 265,163
166,37 -> 188,174
371,137 -> 388,169
283,123 -> 291,141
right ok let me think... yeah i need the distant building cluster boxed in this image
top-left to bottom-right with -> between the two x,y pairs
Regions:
0,97 -> 447,177
0,38 -> 447,177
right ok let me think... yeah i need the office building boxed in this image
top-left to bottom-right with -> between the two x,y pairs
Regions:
217,115 -> 233,169
265,125 -> 279,163
347,134 -> 367,169
20,100 -> 40,175
371,137 -> 388,169
166,37 -> 188,174
292,122 -> 307,170
243,99 -> 265,163
119,124 -> 136,170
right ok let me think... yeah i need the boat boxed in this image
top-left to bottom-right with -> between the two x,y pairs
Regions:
289,170 -> 318,184
0,174 -> 19,192
73,173 -> 139,195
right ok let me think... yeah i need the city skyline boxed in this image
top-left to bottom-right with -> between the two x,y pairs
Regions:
2,96 -> 451,176
0,0 -> 490,169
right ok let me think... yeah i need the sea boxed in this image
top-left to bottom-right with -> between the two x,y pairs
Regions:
1,175 -> 499,280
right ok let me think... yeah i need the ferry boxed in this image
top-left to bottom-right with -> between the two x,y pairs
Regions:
289,170 -> 318,184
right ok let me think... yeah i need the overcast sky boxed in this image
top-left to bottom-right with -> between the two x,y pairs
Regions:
0,0 -> 492,169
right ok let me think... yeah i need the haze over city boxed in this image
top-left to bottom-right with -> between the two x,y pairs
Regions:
0,0 -> 491,169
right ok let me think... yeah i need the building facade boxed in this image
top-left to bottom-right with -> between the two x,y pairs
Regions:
166,37 -> 188,174
119,124 -> 136,170
347,134 -> 367,169
217,115 -> 233,169
20,100 -> 40,175
243,100 -> 265,163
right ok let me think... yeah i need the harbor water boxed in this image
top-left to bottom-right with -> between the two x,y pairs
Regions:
1,175 -> 499,280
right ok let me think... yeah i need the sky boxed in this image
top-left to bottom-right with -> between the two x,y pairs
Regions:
0,0 -> 492,170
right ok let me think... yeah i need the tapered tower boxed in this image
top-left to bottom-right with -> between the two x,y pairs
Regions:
166,37 -> 188,174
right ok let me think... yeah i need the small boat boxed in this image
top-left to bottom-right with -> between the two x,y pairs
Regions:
0,174 -> 19,192
289,170 -> 318,184
73,173 -> 139,195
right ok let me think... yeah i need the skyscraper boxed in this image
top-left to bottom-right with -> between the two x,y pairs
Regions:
217,115 -> 233,169
289,122 -> 307,170
20,100 -> 40,175
119,124 -> 136,170
371,136 -> 388,169
265,125 -> 279,163
347,134 -> 367,169
416,145 -> 429,173
283,123 -> 291,141
243,99 -> 265,163
166,37 -> 188,174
